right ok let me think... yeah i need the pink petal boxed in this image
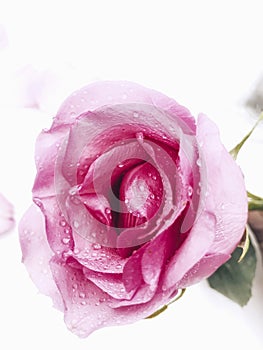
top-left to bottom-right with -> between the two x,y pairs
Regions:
33,196 -> 74,255
118,162 -> 163,228
33,124 -> 69,199
163,209 -> 216,289
50,257 -> 177,337
0,193 -> 14,235
176,253 -> 230,288
163,115 -> 247,289
53,81 -> 196,132
18,204 -> 63,310
83,268 -> 135,300
196,114 -> 247,255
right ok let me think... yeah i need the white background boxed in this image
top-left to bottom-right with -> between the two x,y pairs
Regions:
0,0 -> 263,349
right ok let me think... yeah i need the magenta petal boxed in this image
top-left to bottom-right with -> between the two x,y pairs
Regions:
18,205 -> 63,310
163,210 -> 216,289
122,250 -> 144,292
118,162 -> 163,228
0,193 -> 14,234
33,125 -> 69,199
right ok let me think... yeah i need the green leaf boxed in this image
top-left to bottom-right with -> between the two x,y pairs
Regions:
247,191 -> 263,211
207,242 -> 257,306
229,111 -> 263,160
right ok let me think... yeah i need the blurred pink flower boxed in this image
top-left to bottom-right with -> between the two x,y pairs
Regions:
0,193 -> 14,235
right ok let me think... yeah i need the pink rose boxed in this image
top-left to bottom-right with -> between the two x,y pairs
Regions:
0,193 -> 14,235
19,81 -> 247,337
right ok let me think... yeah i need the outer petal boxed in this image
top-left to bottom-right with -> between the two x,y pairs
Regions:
163,114 -> 247,289
33,124 -> 69,198
50,257 -> 177,337
53,80 -> 196,132
196,114 -> 247,255
18,204 -> 63,310
0,193 -> 14,234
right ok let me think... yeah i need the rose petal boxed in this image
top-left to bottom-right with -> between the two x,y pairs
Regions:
54,81 -> 196,132
83,268 -> 135,300
196,114 -> 247,255
118,162 -> 163,228
0,193 -> 14,235
18,204 -> 63,310
176,253 -> 230,288
163,115 -> 248,289
50,257 -> 177,337
163,210 -> 216,289
33,125 -> 69,199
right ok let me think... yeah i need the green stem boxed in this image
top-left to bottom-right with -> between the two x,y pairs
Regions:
248,199 -> 263,211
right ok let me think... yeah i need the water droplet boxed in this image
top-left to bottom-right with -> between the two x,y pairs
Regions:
196,158 -> 201,166
79,292 -> 86,298
118,163 -> 124,168
124,199 -> 129,204
34,198 -> 42,207
60,219 -> 67,227
187,186 -> 193,197
116,264 -> 122,269
150,194 -> 155,199
92,243 -> 101,250
139,184 -> 145,192
73,220 -> 79,229
133,112 -> 139,118
152,175 -> 157,180
64,227 -> 71,234
136,132 -> 144,141
73,248 -> 80,254
105,208 -> 111,214
62,237 -> 70,244
80,300 -> 86,305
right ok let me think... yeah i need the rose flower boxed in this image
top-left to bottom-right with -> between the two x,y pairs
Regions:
19,81 -> 247,337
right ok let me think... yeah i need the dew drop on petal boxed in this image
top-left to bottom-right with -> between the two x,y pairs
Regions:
105,207 -> 111,214
62,237 -> 70,244
79,292 -> 86,298
60,219 -> 67,227
187,186 -> 193,197
196,158 -> 201,166
92,243 -> 101,250
73,220 -> 79,229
